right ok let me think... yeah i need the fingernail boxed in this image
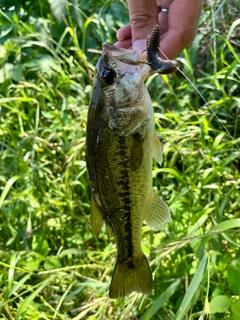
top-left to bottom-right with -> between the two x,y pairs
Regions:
116,29 -> 125,41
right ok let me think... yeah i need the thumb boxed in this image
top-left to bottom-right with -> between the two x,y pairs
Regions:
128,0 -> 158,51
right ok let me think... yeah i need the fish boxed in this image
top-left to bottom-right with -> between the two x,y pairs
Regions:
86,30 -> 178,298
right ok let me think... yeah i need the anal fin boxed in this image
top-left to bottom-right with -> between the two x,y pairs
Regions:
145,189 -> 171,231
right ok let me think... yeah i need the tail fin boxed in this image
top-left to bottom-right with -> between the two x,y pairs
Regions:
109,254 -> 153,299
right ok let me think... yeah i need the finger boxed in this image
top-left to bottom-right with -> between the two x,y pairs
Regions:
116,25 -> 132,41
156,0 -> 173,7
114,39 -> 133,49
157,0 -> 173,33
158,0 -> 203,58
158,10 -> 168,35
127,0 -> 159,50
167,0 -> 203,31
132,39 -> 148,52
160,28 -> 196,59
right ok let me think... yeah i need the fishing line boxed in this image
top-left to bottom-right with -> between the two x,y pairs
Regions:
160,49 -> 240,151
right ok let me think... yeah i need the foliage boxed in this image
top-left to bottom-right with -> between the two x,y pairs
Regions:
0,0 -> 239,319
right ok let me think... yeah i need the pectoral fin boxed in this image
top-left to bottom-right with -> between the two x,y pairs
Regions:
145,190 -> 171,231
91,196 -> 104,237
153,132 -> 163,165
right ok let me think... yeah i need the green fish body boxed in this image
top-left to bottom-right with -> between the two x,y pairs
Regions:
86,43 -> 170,299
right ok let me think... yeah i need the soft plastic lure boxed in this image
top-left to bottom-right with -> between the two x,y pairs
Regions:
147,25 -> 179,74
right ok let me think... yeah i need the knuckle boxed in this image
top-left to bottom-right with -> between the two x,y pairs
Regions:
130,12 -> 155,31
156,0 -> 173,7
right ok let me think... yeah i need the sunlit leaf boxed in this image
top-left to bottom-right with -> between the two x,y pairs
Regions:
175,256 -> 208,320
15,279 -> 51,320
141,279 -> 181,320
209,295 -> 231,314
227,260 -> 240,295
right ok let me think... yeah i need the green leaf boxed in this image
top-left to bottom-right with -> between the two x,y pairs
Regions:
41,110 -> 56,119
8,274 -> 32,297
201,168 -> 214,183
209,295 -> 231,314
227,260 -> 240,295
58,248 -> 79,258
44,256 -> 62,270
8,252 -> 20,292
50,0 -> 67,23
0,175 -> 21,209
21,252 -> 44,271
227,19 -> 240,40
70,0 -> 84,29
175,255 -> 208,320
211,132 -> 225,151
211,219 -> 240,232
15,279 -> 51,320
222,151 -> 240,167
153,168 -> 187,186
23,54 -> 62,76
0,24 -> 14,38
0,62 -> 13,83
10,65 -> 24,82
141,279 -> 181,320
231,300 -> 240,317
32,235 -> 49,256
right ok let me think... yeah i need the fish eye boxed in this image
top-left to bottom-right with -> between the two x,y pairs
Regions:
101,68 -> 116,84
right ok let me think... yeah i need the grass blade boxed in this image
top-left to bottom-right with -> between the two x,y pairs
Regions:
175,255 -> 208,320
8,274 -> 32,297
0,176 -> 21,209
141,279 -> 181,320
15,279 -> 51,320
211,219 -> 240,232
227,18 -> 240,40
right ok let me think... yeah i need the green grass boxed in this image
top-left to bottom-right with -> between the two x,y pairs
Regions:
0,0 -> 240,319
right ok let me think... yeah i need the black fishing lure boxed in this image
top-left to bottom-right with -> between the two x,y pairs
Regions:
147,25 -> 179,74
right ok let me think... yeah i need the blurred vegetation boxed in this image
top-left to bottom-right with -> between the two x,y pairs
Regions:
0,0 -> 239,319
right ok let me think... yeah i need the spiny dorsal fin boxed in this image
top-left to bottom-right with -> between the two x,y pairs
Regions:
145,189 -> 171,231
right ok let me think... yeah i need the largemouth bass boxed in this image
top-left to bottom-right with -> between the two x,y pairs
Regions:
86,35 -> 175,298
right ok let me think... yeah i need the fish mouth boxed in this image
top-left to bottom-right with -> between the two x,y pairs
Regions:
102,42 -> 139,59
102,42 -> 151,82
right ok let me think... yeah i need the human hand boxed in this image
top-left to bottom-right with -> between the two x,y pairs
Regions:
115,0 -> 204,59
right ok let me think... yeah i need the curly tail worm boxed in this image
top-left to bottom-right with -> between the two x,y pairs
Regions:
147,25 -> 179,74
